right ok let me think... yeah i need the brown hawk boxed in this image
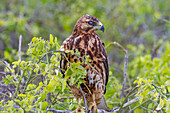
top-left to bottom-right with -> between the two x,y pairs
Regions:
60,15 -> 109,112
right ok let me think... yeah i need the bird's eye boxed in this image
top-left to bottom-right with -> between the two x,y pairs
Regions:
88,21 -> 95,25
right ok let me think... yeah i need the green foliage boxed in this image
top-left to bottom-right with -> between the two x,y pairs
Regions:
0,35 -> 87,112
128,41 -> 170,112
0,0 -> 169,60
0,37 -> 169,112
0,0 -> 169,112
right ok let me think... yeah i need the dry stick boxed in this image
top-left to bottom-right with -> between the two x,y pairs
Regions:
19,35 -> 22,61
13,35 -> 23,99
47,109 -> 72,113
106,41 -> 128,98
17,35 -> 22,75
1,60 -> 17,82
80,86 -> 88,113
121,45 -> 128,99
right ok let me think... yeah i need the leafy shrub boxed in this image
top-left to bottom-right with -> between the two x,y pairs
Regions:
0,35 -> 86,112
128,41 -> 170,112
0,35 -> 169,113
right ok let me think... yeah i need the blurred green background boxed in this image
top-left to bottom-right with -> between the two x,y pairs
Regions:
0,0 -> 169,93
0,0 -> 169,83
0,0 -> 169,59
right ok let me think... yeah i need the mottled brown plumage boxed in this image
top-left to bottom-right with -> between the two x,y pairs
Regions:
60,15 -> 109,112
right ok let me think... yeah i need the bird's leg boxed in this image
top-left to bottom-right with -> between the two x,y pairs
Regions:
88,94 -> 98,113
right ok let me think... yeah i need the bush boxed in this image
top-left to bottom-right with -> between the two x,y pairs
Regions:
0,35 -> 169,112
0,35 -> 86,112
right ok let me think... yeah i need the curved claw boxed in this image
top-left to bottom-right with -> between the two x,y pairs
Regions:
88,102 -> 98,113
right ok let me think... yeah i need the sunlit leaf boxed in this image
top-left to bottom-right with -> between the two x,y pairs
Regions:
50,34 -> 54,44
40,101 -> 48,110
156,97 -> 164,110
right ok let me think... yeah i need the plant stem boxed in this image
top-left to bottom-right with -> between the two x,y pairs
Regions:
13,69 -> 26,99
118,85 -> 139,113
80,86 -> 88,113
22,69 -> 34,94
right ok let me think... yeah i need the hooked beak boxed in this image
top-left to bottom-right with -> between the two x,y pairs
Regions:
98,21 -> 105,32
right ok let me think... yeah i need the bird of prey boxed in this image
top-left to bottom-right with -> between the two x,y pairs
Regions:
60,15 -> 109,113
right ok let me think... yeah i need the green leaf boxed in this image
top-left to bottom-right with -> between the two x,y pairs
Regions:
14,99 -> 20,103
156,97 -> 164,110
65,69 -> 72,80
29,95 -> 34,104
38,93 -> 46,102
32,37 -> 37,42
47,79 -> 56,92
50,34 -> 54,44
62,79 -> 66,92
18,94 -> 26,97
70,50 -> 74,55
36,82 -> 43,92
40,101 -> 48,110
166,99 -> 170,112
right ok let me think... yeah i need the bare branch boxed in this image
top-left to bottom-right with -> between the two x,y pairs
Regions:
80,86 -> 88,113
13,35 -> 24,99
0,60 -> 16,80
117,86 -> 139,113
121,45 -> 128,98
19,35 -> 22,61
47,109 -> 72,113
106,41 -> 128,98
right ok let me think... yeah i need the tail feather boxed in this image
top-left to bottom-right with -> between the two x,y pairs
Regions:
97,96 -> 110,111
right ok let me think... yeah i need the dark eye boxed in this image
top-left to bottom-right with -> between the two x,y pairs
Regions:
88,21 -> 95,26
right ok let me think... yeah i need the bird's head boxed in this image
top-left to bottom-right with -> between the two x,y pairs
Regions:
73,15 -> 105,35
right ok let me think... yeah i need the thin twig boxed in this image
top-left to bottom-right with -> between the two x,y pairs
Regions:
12,69 -> 26,99
19,35 -> 22,61
151,83 -> 166,98
13,35 -> 23,99
130,99 -> 151,111
18,35 -> 23,76
47,109 -> 72,113
121,46 -> 128,98
80,86 -> 88,113
22,69 -> 34,94
0,60 -> 17,81
117,85 -> 139,113
0,61 -> 17,88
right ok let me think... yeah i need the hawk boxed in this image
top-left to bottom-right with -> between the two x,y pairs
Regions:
60,15 -> 109,112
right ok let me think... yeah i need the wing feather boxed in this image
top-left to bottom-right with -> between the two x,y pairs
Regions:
101,42 -> 109,94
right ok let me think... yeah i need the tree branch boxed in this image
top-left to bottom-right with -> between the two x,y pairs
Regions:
80,86 -> 88,113
106,41 -> 128,98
